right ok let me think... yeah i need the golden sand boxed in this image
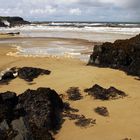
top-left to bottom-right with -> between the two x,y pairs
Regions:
0,36 -> 140,140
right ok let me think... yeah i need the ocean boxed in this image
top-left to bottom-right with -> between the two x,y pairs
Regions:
0,22 -> 140,62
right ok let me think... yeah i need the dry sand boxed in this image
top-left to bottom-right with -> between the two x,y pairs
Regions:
0,36 -> 140,140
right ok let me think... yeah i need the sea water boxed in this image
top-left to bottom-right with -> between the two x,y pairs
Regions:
0,22 -> 140,62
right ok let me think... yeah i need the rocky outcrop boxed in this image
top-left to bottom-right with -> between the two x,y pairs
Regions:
0,67 -> 51,83
84,84 -> 127,100
88,34 -> 140,77
0,16 -> 30,27
18,67 -> 51,82
0,88 -> 64,140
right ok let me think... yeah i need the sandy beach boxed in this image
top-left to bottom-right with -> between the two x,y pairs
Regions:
0,34 -> 140,140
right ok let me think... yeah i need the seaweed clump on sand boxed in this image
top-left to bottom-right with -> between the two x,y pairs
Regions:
66,87 -> 83,101
63,102 -> 96,128
84,84 -> 127,100
94,107 -> 109,117
88,34 -> 140,78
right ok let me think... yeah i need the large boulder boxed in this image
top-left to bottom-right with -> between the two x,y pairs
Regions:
88,34 -> 140,77
0,88 -> 64,140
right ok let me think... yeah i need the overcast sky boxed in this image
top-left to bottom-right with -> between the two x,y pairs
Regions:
0,0 -> 139,22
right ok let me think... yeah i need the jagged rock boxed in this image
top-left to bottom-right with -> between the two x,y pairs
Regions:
66,87 -> 83,101
88,34 -> 140,77
0,67 -> 17,83
0,67 -> 51,83
18,67 -> 51,82
18,88 -> 63,130
94,107 -> 109,116
0,87 -> 64,140
0,16 -> 30,27
11,117 -> 32,140
0,120 -> 9,131
84,84 -> 126,100
0,91 -> 18,122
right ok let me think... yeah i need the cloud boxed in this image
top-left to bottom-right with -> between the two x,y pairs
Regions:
69,8 -> 81,15
30,6 -> 56,15
0,0 -> 139,21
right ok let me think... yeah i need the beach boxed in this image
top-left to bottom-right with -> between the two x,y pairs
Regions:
0,33 -> 140,140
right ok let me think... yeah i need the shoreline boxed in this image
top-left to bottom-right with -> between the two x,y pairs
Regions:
0,36 -> 99,62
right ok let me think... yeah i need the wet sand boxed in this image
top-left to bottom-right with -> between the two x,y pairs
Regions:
0,36 -> 140,140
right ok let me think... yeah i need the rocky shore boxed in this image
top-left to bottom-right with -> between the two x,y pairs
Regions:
0,66 -> 129,139
88,34 -> 140,77
0,34 -> 140,140
0,16 -> 30,27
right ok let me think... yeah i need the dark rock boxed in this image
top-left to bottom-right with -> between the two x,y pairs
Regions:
122,138 -> 132,140
0,91 -> 18,122
94,107 -> 109,116
0,87 -> 64,140
0,22 -> 6,27
0,16 -> 30,27
18,87 -> 63,130
0,67 -> 17,84
66,87 -> 83,101
0,129 -> 7,140
88,34 -> 140,77
1,71 -> 15,79
0,67 -> 51,83
0,120 -> 9,130
11,117 -> 33,140
7,32 -> 20,36
84,84 -> 127,100
18,67 -> 51,82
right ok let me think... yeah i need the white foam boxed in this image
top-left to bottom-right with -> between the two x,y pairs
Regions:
0,24 -> 140,35
6,44 -> 90,62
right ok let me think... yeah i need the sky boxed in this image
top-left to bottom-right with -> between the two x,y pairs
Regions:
0,0 -> 139,22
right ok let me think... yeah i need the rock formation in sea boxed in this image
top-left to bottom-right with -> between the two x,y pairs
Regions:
88,34 -> 140,77
0,16 -> 30,27
0,88 -> 64,140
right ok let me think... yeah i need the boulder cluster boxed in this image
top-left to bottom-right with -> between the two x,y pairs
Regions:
88,34 -> 140,77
